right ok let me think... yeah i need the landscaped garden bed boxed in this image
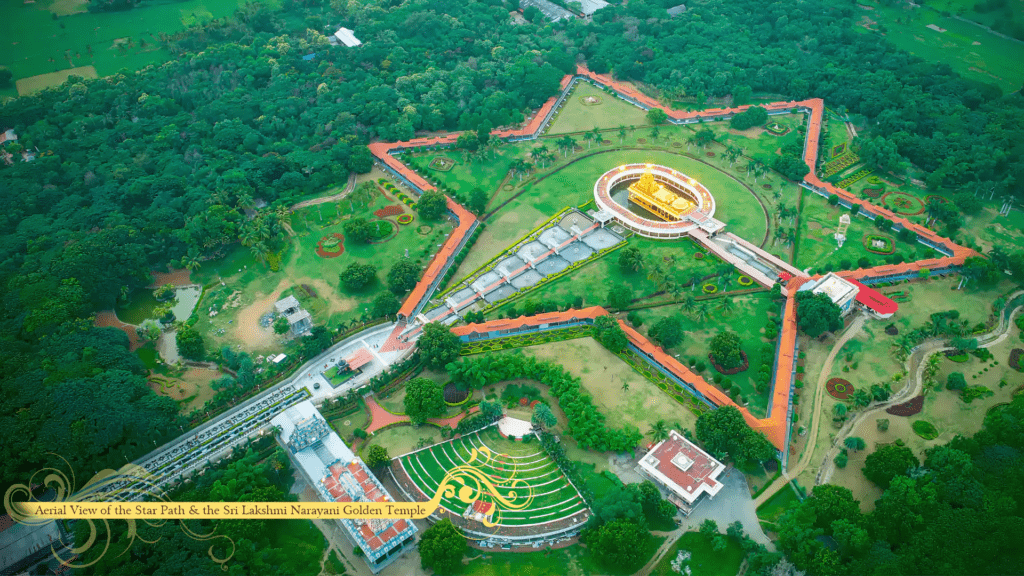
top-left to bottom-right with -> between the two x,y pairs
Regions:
831,143 -> 846,157
316,233 -> 345,258
738,275 -> 754,286
925,195 -> 950,205
881,191 -> 925,216
367,220 -> 398,243
863,234 -> 895,255
418,225 -> 433,235
762,184 -> 772,190
886,394 -> 924,416
765,122 -> 791,136
706,151 -> 715,157
374,205 -> 404,218
709,351 -> 749,376
702,283 -> 718,294
911,420 -> 938,440
428,157 -> 456,171
862,187 -> 883,199
821,152 -> 859,178
1010,349 -> 1024,372
838,168 -> 873,189
826,378 -> 854,400
396,214 -> 414,225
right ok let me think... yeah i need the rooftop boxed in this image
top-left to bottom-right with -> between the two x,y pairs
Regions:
639,430 -> 725,505
846,278 -> 899,316
809,272 -> 858,304
275,295 -> 301,313
333,27 -> 361,47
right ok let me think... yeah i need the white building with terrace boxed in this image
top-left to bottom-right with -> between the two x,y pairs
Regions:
638,430 -> 726,516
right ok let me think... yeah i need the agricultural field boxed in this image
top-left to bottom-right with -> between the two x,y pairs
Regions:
0,0 -> 256,97
546,80 -> 650,136
853,0 -> 1024,93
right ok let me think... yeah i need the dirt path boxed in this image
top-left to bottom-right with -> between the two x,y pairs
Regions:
753,314 -> 867,507
815,292 -> 1024,485
290,172 -> 357,210
233,278 -> 290,350
640,525 -> 687,576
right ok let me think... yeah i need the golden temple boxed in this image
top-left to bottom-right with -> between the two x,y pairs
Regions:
627,166 -> 696,221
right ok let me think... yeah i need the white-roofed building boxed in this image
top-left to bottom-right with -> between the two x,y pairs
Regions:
333,27 -> 362,47
274,296 -> 313,335
637,430 -> 726,516
800,272 -> 858,316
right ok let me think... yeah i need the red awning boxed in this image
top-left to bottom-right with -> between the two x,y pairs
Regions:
847,278 -> 898,316
345,348 -> 374,370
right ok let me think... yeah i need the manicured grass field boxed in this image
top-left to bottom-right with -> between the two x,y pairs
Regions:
635,292 -> 781,417
546,80 -> 650,136
755,484 -> 801,523
704,113 -> 806,163
413,141 -> 533,206
521,337 -> 701,434
967,205 -> 1024,255
853,1 -> 1024,93
0,0 -> 257,91
399,428 -> 588,526
884,276 -> 1009,333
489,236 -> 737,314
652,531 -> 746,576
794,192 -> 929,272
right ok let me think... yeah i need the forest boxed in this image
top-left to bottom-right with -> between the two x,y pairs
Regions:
0,2 -> 1022,570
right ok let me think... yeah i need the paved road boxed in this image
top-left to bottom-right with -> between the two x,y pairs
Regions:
121,322 -> 413,493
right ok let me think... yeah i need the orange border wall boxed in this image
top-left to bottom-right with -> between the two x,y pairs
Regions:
369,66 -> 979,455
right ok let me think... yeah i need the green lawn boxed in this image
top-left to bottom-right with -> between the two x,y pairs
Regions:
487,236 -> 734,315
704,113 -> 806,164
634,292 -> 781,417
652,531 -> 746,576
885,276 -> 1011,333
412,141 -> 534,208
546,80 -> 651,136
464,534 -> 666,576
0,0 -> 257,94
853,0 -> 1024,93
756,484 -> 801,523
794,191 -> 933,273
967,205 -> 1024,255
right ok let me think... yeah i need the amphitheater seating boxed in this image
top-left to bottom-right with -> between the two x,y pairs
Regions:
398,429 -> 588,527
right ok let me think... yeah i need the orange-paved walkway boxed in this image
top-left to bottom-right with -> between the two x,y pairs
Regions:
364,395 -> 480,434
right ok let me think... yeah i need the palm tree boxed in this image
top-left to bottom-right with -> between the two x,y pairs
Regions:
239,227 -> 258,247
681,296 -> 697,315
726,145 -> 743,167
583,131 -> 595,149
718,298 -> 736,314
250,241 -> 270,263
556,135 -> 574,157
621,381 -> 630,393
746,160 -> 758,180
647,263 -> 666,288
844,436 -> 866,452
890,336 -> 913,360
647,420 -> 669,443
181,250 -> 202,271
590,127 -> 602,146
832,403 -> 848,420
623,249 -> 645,272
650,126 -> 660,141
852,389 -> 872,408
694,303 -> 711,322
686,135 -> 698,150
618,125 -> 627,143
688,272 -> 703,292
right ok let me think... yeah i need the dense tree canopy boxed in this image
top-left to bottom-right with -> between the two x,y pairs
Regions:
695,406 -> 775,468
419,322 -> 461,370
418,519 -> 467,575
795,291 -> 844,337
403,377 -> 446,425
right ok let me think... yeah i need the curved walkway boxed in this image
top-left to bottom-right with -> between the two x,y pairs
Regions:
753,314 -> 866,507
289,172 -> 357,210
815,292 -> 1024,485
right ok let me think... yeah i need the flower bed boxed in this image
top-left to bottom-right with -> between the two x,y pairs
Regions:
428,157 -> 456,172
886,395 -> 924,416
709,351 -> 749,375
862,187 -> 883,199
946,351 -> 969,363
1009,349 -> 1024,372
671,141 -> 682,148
881,191 -> 925,216
316,233 -> 345,258
764,123 -> 790,136
367,220 -> 398,243
762,184 -> 772,190
838,169 -> 873,189
821,152 -> 859,178
637,138 -> 647,144
911,420 -> 938,440
694,252 -> 705,260
831,143 -> 846,158
397,214 -> 414,225
863,234 -> 895,255
925,195 -> 950,205
702,283 -> 718,294
374,205 -> 404,218
706,151 -> 715,157
737,275 -> 754,286
826,378 -> 854,400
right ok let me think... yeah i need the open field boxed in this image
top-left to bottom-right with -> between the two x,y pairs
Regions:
652,531 -> 745,576
146,365 -> 221,414
546,80 -> 650,136
703,113 -> 806,163
882,277 -> 1010,333
793,191 -> 930,272
634,293 -> 781,417
15,65 -> 97,95
968,206 -> 1024,255
368,423 -> 442,456
399,428 -> 589,526
853,1 -> 1024,93
0,0 -> 254,91
522,337 -> 701,434
186,185 -> 453,354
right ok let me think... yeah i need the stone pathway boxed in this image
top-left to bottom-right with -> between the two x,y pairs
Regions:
364,395 -> 481,434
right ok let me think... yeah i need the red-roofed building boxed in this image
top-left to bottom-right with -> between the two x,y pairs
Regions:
638,430 -> 726,515
463,499 -> 495,524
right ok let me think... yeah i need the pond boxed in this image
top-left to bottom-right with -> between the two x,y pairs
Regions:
115,285 -> 203,325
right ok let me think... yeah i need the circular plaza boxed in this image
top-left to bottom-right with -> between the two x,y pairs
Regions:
593,163 -> 720,238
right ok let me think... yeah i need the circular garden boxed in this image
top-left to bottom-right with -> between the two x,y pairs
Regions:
881,191 -> 925,216
397,214 -> 414,225
738,275 -> 754,286
702,283 -> 718,294
864,234 -> 895,255
826,378 -> 854,400
316,233 -> 345,258
429,157 -> 456,172
367,220 -> 398,243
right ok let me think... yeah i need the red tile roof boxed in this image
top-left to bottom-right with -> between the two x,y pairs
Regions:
345,348 -> 374,370
846,278 -> 899,316
644,431 -> 723,502
472,499 -> 494,514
